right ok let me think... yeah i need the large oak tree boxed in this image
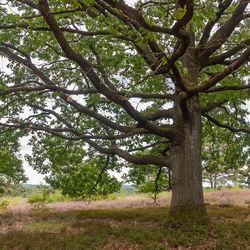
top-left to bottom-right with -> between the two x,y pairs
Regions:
0,0 -> 249,218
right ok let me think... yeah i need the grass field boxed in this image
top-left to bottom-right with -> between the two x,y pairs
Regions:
0,188 -> 249,249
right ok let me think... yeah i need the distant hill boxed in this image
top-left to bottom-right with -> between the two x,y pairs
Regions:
22,184 -> 135,191
23,183 -> 134,188
22,184 -> 39,187
122,184 -> 136,189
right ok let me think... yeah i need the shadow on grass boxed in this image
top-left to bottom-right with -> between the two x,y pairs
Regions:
0,206 -> 249,249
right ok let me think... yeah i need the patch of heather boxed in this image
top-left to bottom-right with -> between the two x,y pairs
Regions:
5,189 -> 249,215
6,196 -> 171,214
7,202 -> 33,215
204,189 -> 250,207
48,196 -> 171,212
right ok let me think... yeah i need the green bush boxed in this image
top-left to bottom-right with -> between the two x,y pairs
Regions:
0,199 -> 9,213
28,189 -> 68,204
28,192 -> 45,204
46,190 -> 68,203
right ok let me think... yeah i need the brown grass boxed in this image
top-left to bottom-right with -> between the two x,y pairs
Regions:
204,188 -> 250,207
0,189 -> 249,249
7,196 -> 172,215
6,188 -> 249,216
0,205 -> 249,249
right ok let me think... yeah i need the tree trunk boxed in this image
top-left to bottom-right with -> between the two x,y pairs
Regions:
214,173 -> 218,190
167,28 -> 207,220
210,176 -> 214,189
169,96 -> 206,219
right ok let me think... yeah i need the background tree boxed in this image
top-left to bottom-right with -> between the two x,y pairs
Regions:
202,124 -> 249,189
0,132 -> 28,195
236,167 -> 250,188
0,0 -> 249,219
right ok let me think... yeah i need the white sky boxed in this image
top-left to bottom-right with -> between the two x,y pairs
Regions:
19,138 -> 46,184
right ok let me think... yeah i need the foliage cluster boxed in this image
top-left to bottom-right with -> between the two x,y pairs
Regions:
45,157 -> 121,199
0,151 -> 27,196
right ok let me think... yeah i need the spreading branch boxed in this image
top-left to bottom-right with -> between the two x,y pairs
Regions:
187,48 -> 250,95
198,0 -> 249,61
202,113 -> 250,134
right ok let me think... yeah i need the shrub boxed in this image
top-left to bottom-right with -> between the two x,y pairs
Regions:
28,192 -> 45,204
46,190 -> 68,203
28,189 -> 68,204
0,199 -> 9,213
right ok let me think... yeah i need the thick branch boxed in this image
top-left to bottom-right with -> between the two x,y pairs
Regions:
202,84 -> 250,93
144,108 -> 174,121
198,0 -> 249,60
37,0 -> 178,140
187,48 -> 250,94
0,24 -> 111,37
204,39 -> 250,66
201,100 -> 227,113
85,138 -> 171,167
198,0 -> 233,47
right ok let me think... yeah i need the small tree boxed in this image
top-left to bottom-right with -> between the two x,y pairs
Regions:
202,124 -> 248,189
125,162 -> 171,204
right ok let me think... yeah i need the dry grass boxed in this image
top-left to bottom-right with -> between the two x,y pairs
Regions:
6,196 -> 172,215
0,189 -> 249,249
5,188 -> 249,216
204,188 -> 250,207
0,205 -> 249,249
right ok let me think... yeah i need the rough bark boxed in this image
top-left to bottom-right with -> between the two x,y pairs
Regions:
169,29 -> 207,219
157,30 -> 209,217
170,96 -> 206,218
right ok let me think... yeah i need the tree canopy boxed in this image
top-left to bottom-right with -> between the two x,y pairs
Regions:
0,0 -> 249,217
